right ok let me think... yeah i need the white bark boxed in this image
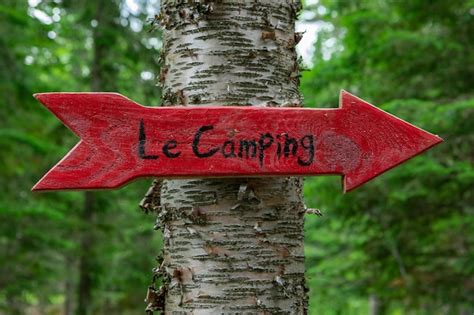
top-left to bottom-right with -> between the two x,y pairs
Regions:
147,1 -> 308,314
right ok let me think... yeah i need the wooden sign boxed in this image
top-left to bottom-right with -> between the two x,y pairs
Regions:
32,90 -> 442,192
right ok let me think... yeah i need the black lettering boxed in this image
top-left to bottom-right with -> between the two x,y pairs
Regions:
276,134 -> 282,158
162,140 -> 181,158
221,140 -> 236,158
258,133 -> 274,167
192,125 -> 219,158
238,140 -> 257,158
284,134 -> 298,157
138,119 -> 158,159
298,135 -> 314,166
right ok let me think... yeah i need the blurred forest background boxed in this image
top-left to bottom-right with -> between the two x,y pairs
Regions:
0,0 -> 472,314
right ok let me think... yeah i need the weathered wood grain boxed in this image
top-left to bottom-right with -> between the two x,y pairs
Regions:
32,90 -> 442,192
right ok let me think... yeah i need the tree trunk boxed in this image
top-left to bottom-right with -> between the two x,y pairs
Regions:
64,256 -> 75,315
77,2 -> 107,314
77,192 -> 96,315
147,1 -> 308,314
369,294 -> 380,315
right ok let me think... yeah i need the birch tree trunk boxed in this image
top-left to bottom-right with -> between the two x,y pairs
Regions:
146,1 -> 308,314
369,294 -> 381,315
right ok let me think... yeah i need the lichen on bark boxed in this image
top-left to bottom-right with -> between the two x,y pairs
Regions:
146,1 -> 308,314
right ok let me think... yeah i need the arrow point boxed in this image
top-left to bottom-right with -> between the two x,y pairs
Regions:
338,91 -> 444,192
340,94 -> 444,192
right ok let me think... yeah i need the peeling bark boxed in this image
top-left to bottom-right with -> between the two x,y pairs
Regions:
147,1 -> 308,314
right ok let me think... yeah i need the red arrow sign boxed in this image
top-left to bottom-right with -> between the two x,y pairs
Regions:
32,90 -> 442,192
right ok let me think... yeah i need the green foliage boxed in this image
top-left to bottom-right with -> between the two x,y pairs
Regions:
305,99 -> 474,314
302,1 -> 474,314
301,0 -> 474,106
0,1 -> 161,314
0,0 -> 472,314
